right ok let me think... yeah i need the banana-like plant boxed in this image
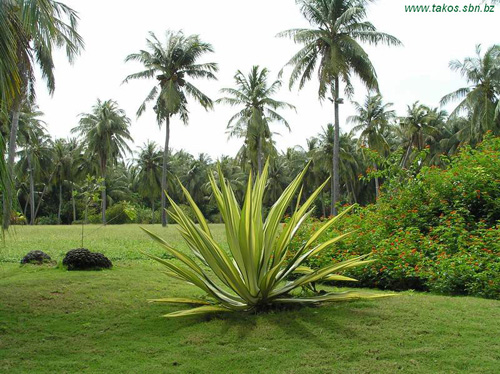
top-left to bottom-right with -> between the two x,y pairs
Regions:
141,162 -> 393,317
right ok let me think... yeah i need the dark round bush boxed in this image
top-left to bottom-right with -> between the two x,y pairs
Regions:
21,250 -> 52,265
62,248 -> 112,270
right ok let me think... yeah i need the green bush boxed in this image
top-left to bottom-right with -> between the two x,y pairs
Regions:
87,213 -> 101,224
134,206 -> 161,224
36,215 -> 59,225
105,202 -> 136,224
289,136 -> 500,299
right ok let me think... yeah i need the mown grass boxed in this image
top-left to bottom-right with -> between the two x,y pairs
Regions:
0,224 -> 229,263
1,225 -> 499,373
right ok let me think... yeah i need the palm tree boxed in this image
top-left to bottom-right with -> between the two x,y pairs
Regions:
397,102 -> 443,168
348,94 -> 395,197
212,156 -> 247,203
2,0 -> 83,229
278,0 -> 401,215
51,138 -> 82,224
135,141 -> 162,223
105,162 -> 133,208
72,99 -> 132,225
217,66 -> 295,175
16,105 -> 52,225
183,153 -> 212,211
435,115 -> 470,160
440,44 -> 500,145
266,154 -> 290,205
167,150 -> 195,202
304,137 -> 329,216
124,30 -> 218,227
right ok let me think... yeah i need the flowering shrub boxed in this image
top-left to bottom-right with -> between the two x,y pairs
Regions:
289,136 -> 500,299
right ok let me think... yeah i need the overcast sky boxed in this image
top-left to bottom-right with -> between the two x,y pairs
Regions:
34,0 -> 499,159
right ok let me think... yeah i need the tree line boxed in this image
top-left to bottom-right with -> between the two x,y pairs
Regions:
1,0 -> 499,228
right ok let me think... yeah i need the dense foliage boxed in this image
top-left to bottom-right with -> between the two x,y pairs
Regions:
289,136 -> 500,299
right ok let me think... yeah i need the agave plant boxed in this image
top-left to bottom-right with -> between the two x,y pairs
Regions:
141,162 -> 391,317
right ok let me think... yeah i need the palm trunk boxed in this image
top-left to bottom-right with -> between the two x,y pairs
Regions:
374,163 -> 380,199
257,135 -> 263,176
23,194 -> 29,217
71,183 -> 76,222
350,179 -> 358,204
28,153 -> 35,225
58,183 -> 62,224
151,197 -> 155,224
2,98 -> 22,229
402,143 -> 412,168
101,180 -> 106,225
101,161 -> 107,225
321,190 -> 326,218
332,76 -> 341,216
161,116 -> 170,227
34,168 -> 57,219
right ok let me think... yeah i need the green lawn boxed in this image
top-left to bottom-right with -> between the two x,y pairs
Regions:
1,225 -> 499,373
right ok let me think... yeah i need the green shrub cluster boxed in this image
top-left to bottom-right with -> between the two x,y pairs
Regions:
36,214 -> 59,225
289,136 -> 500,299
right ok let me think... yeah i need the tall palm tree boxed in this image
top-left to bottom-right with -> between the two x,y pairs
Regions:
2,0 -> 84,229
217,66 -> 295,175
278,0 -> 401,215
124,30 -> 218,227
72,99 -> 132,225
135,141 -> 162,223
440,44 -> 500,145
348,94 -> 395,197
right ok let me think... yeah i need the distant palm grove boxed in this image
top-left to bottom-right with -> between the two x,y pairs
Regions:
1,0 -> 499,229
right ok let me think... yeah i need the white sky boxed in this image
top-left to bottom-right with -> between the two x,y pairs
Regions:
35,0 -> 499,159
